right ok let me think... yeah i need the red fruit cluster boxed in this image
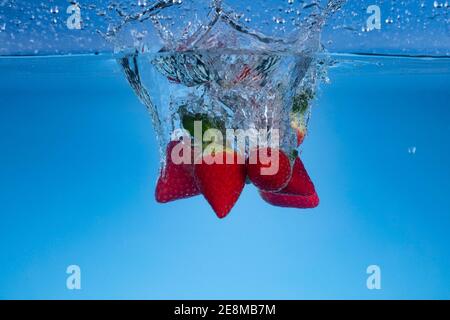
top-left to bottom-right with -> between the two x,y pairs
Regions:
155,140 -> 319,219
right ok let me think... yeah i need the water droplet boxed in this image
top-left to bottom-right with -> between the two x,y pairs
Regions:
408,147 -> 417,155
50,6 -> 59,14
273,17 -> 286,24
433,1 -> 442,8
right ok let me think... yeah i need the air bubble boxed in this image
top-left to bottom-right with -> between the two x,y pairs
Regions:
273,17 -> 286,24
408,147 -> 417,155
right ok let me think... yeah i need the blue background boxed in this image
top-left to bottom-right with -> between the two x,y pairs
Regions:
0,54 -> 449,299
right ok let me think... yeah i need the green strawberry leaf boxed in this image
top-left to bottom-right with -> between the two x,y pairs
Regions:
290,149 -> 299,162
292,90 -> 314,114
179,107 -> 226,150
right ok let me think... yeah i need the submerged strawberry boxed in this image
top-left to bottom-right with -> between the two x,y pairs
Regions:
282,157 -> 316,195
234,65 -> 252,83
155,141 -> 200,203
259,157 -> 319,209
291,112 -> 307,147
194,145 -> 246,219
260,191 -> 319,209
247,147 -> 292,192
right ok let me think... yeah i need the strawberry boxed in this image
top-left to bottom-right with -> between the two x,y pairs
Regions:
247,147 -> 292,192
234,65 -> 252,83
291,112 -> 307,147
260,191 -> 319,209
155,141 -> 200,203
194,145 -> 246,219
282,157 -> 316,195
259,157 -> 319,209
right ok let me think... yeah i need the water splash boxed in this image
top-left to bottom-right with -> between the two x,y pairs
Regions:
104,0 -> 346,54
2,1 -> 448,56
113,1 -> 343,166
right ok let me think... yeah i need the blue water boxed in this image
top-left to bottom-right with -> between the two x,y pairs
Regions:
0,54 -> 449,299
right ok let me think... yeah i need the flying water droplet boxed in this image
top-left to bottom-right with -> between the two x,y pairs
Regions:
50,6 -> 59,14
138,0 -> 147,7
433,1 -> 443,8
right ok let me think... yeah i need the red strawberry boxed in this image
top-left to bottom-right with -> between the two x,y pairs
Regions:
295,127 -> 306,147
234,65 -> 252,83
247,147 -> 292,192
259,157 -> 319,209
194,146 -> 246,219
291,112 -> 307,147
282,157 -> 316,195
155,141 -> 200,203
260,191 -> 319,209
